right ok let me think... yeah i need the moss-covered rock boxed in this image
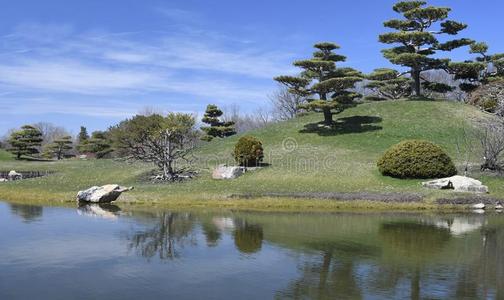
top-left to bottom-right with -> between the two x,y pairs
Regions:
377,140 -> 457,179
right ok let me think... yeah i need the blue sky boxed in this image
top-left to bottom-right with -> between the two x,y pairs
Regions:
1,0 -> 503,136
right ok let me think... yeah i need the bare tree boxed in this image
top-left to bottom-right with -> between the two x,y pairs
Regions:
222,104 -> 276,133
269,85 -> 306,120
477,120 -> 504,173
454,124 -> 476,176
33,122 -> 71,146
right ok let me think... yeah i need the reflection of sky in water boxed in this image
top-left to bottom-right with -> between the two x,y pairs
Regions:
0,201 -> 502,300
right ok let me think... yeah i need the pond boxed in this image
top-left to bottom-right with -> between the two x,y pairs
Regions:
0,201 -> 503,299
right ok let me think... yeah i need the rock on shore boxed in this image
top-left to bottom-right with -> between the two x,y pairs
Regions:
77,184 -> 133,203
422,176 -> 488,193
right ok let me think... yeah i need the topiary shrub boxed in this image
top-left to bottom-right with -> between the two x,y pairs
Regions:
377,140 -> 457,179
233,135 -> 264,166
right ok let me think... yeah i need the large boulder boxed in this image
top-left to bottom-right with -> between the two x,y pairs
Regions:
77,184 -> 133,203
212,165 -> 244,180
8,170 -> 22,181
422,175 -> 488,193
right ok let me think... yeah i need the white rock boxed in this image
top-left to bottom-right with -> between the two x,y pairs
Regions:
0,178 -> 8,182
472,203 -> 486,210
76,184 -> 133,203
495,202 -> 504,210
212,164 -> 244,180
422,175 -> 488,193
8,170 -> 22,181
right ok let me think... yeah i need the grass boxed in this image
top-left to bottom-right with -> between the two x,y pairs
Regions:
0,99 -> 501,211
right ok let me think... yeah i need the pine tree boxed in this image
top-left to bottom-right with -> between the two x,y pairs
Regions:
449,42 -> 504,92
45,136 -> 73,160
200,104 -> 236,141
78,126 -> 89,144
366,68 -> 412,100
7,125 -> 43,159
379,1 -> 473,97
275,42 -> 363,125
77,131 -> 112,158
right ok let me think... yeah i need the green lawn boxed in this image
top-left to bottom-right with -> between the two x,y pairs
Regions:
0,99 -> 501,209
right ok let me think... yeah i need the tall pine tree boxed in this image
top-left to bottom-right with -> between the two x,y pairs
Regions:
201,104 -> 236,141
275,42 -> 363,125
7,125 -> 43,159
379,1 -> 473,97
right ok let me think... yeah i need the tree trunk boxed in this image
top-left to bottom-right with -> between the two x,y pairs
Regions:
412,69 -> 422,97
322,108 -> 333,125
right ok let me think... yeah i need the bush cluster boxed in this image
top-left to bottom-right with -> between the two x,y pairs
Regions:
377,140 -> 457,179
233,136 -> 264,166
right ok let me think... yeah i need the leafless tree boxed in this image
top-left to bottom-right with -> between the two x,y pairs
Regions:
454,124 -> 476,176
222,104 -> 276,133
477,120 -> 504,173
269,85 -> 306,120
137,105 -> 164,116
33,122 -> 71,146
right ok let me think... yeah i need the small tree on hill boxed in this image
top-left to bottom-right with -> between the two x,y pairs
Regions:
275,42 -> 363,126
7,125 -> 43,159
201,104 -> 236,141
379,1 -> 473,97
366,68 -> 412,100
45,136 -> 73,160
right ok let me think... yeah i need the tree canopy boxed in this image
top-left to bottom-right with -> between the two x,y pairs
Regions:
275,42 -> 363,125
111,113 -> 197,181
45,136 -> 73,160
200,104 -> 236,141
7,125 -> 43,159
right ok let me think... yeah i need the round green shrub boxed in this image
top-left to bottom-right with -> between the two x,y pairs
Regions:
233,135 -> 264,166
377,140 -> 457,179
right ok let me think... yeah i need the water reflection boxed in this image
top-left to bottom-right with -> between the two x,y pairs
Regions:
125,212 -> 196,260
3,202 -> 504,299
77,203 -> 121,219
9,203 -> 43,223
233,220 -> 264,254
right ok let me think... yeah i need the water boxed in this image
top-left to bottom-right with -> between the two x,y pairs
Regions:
0,201 -> 503,299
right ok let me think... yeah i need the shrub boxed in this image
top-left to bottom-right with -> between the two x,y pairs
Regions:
233,135 -> 264,166
377,140 -> 457,179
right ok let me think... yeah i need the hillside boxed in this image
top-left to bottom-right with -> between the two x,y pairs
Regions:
0,149 -> 14,161
0,100 -> 501,207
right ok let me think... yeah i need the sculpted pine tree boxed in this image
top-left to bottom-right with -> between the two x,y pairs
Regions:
200,104 -> 236,141
7,125 -> 43,159
449,42 -> 504,93
275,42 -> 363,125
46,136 -> 73,160
366,68 -> 412,100
379,1 -> 473,96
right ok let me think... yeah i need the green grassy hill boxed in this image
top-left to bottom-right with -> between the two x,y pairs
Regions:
0,100 -> 501,207
0,149 -> 14,161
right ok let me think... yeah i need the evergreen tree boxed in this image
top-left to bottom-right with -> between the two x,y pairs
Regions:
77,126 -> 89,144
449,42 -> 504,92
379,1 -> 473,97
200,104 -> 236,141
45,136 -> 73,160
366,68 -> 412,100
7,125 -> 43,159
275,42 -> 363,125
77,131 -> 112,158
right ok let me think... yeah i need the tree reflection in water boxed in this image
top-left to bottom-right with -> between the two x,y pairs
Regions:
233,219 -> 263,254
9,203 -> 43,223
201,220 -> 222,247
126,212 -> 196,260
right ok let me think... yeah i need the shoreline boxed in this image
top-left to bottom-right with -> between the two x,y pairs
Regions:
1,190 -> 499,212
